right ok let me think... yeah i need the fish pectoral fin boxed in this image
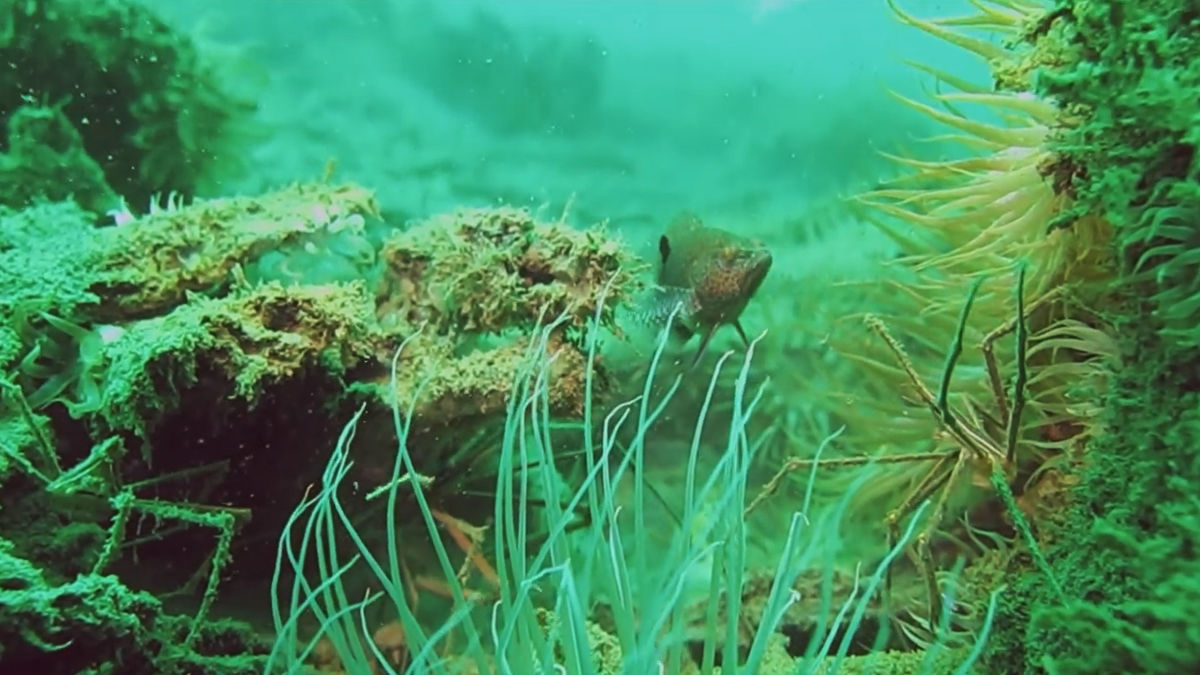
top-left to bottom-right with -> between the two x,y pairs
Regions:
733,320 -> 751,347
688,323 -> 721,371
631,285 -> 694,327
649,285 -> 698,322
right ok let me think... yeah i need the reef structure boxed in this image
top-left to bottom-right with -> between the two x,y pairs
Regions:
0,173 -> 637,672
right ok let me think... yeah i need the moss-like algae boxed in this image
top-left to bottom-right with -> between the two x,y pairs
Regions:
0,0 -> 255,210
1,160 -> 638,671
0,538 -> 269,674
96,280 -> 381,442
89,182 -> 381,321
1036,0 -> 1200,348
367,205 -> 636,428
0,200 -> 102,316
981,1 -> 1200,671
376,205 -> 635,336
985,314 -> 1200,673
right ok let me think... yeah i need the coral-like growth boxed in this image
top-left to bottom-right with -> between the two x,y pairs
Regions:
832,0 -> 1117,505
0,537 -> 269,673
89,182 -> 380,321
376,205 -> 634,336
97,280 -> 381,441
980,0 -> 1200,670
4,179 -> 633,488
369,205 -> 636,426
0,167 -> 639,672
987,320 -> 1200,673
0,200 -> 104,318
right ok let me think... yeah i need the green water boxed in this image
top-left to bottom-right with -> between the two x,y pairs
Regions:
3,1 -> 1196,674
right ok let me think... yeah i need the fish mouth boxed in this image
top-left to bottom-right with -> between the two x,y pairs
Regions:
744,250 -> 773,296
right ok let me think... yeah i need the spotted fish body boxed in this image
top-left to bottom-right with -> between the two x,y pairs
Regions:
652,211 -> 772,368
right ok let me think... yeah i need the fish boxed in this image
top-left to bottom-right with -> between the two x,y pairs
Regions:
646,211 -> 773,369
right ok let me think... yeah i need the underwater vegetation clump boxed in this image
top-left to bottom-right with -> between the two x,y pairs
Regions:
975,0 -> 1200,671
358,204 -> 638,434
985,318 -> 1200,673
847,0 -> 1118,471
1031,0 -> 1200,350
0,534 -> 272,673
0,159 -> 637,673
0,0 -> 255,212
3,182 -> 381,433
270,314 -> 999,674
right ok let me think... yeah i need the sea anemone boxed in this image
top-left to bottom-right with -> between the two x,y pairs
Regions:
753,2 -> 1125,629
830,0 -> 1118,459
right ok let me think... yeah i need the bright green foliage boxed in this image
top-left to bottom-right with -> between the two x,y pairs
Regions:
0,200 -> 101,318
0,202 -> 105,415
1038,0 -> 1200,347
985,316 -> 1200,673
0,537 -> 269,674
982,4 -> 1200,669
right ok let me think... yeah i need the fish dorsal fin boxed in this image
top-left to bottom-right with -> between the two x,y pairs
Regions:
667,211 -> 705,235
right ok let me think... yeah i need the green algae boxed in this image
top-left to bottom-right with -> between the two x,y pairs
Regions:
0,538 -> 270,674
981,1 -> 1200,671
1037,0 -> 1200,348
985,314 -> 1200,673
95,280 -> 381,443
1,170 -> 638,672
0,0 -> 255,211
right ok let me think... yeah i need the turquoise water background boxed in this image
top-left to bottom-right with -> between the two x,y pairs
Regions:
147,0 -> 981,243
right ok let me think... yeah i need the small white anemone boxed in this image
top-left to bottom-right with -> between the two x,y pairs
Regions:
96,324 -> 125,345
106,197 -> 135,226
147,190 -> 186,215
